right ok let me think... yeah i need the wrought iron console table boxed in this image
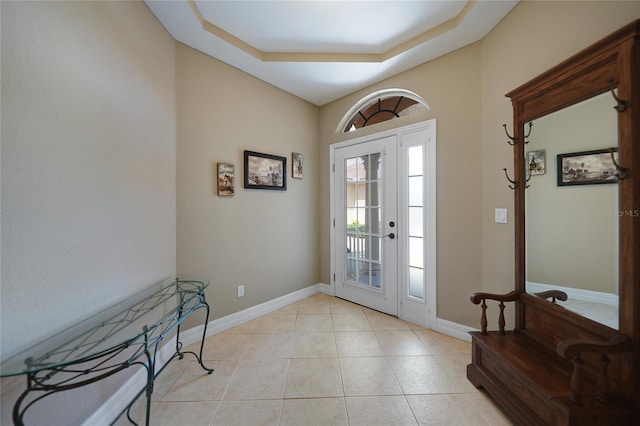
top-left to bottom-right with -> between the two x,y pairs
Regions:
0,276 -> 214,425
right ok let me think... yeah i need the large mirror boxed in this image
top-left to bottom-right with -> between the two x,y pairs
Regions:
525,91 -> 619,329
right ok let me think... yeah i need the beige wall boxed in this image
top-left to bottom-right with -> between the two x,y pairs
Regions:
319,43 -> 484,326
319,1 -> 640,327
175,43 -> 321,325
1,0 -> 176,423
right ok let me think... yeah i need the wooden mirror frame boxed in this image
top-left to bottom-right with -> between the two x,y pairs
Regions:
506,20 -> 640,413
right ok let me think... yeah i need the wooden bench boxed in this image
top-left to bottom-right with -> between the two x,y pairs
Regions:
466,292 -> 633,425
466,19 -> 640,425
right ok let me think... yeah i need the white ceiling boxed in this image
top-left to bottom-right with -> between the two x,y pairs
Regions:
144,1 -> 518,106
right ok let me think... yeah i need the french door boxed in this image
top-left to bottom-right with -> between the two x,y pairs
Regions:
334,136 -> 398,315
331,120 -> 436,326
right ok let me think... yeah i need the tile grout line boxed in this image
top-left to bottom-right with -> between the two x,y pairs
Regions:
142,294 -> 503,426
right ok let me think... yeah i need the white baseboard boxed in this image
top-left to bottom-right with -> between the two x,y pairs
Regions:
84,283 -> 328,425
86,281 -> 475,424
433,317 -> 474,343
82,340 -> 176,426
317,282 -> 334,296
180,283 -> 328,343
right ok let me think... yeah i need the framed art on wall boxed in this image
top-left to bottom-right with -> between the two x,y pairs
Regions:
292,152 -> 303,179
244,150 -> 287,190
217,162 -> 235,196
557,148 -> 618,186
527,150 -> 546,176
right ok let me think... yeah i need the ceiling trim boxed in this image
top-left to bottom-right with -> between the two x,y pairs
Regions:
187,0 -> 263,59
381,0 -> 475,62
188,0 -> 477,63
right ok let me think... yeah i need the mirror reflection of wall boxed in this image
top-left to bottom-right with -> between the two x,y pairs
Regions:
525,92 -> 619,329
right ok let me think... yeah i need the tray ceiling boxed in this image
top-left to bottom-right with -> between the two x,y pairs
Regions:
144,1 -> 518,106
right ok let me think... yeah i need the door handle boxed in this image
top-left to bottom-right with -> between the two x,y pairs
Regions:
382,233 -> 395,239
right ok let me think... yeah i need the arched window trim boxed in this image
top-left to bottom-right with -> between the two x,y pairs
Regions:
336,88 -> 430,133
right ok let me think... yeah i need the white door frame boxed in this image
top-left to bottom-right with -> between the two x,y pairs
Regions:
330,119 -> 437,328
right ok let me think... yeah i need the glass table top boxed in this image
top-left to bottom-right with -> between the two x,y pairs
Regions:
0,275 -> 209,377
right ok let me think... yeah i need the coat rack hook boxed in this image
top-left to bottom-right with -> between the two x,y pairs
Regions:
503,168 -> 517,190
502,124 -> 516,146
524,122 -> 533,144
610,148 -> 630,180
608,80 -> 630,113
503,122 -> 533,145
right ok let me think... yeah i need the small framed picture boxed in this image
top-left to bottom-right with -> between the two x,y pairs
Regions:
557,148 -> 618,186
292,152 -> 303,179
244,150 -> 287,190
527,150 -> 546,176
217,162 -> 235,196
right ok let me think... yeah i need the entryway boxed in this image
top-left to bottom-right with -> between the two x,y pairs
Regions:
330,120 -> 436,327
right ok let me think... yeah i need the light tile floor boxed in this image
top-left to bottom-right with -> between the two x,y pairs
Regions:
116,293 -> 512,425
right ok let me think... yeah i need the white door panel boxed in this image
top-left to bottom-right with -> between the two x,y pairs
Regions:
334,136 -> 397,315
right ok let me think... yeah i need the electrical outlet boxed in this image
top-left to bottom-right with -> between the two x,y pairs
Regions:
237,285 -> 245,297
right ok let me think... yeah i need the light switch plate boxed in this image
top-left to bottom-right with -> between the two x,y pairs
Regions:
495,208 -> 508,224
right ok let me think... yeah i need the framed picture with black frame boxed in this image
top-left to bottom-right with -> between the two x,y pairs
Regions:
557,148 -> 618,186
244,150 -> 287,190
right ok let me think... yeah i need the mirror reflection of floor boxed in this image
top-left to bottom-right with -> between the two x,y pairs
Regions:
557,299 -> 618,329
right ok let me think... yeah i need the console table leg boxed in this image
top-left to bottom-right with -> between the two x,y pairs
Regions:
174,292 -> 214,375
12,386 -> 29,426
142,326 -> 154,426
196,298 -> 214,374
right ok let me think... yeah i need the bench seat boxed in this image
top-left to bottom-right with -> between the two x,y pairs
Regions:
467,331 -> 633,425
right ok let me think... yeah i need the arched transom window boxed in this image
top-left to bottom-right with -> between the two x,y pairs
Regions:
338,89 -> 429,133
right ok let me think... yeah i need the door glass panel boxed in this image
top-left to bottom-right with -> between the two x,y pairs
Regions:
348,259 -> 370,284
409,207 -> 423,238
407,145 -> 425,300
409,146 -> 423,175
409,267 -> 424,299
409,177 -> 423,206
343,153 -> 384,292
346,208 -> 357,227
370,207 -> 381,235
371,261 -> 381,288
369,182 -> 381,207
409,237 -> 423,268
346,157 -> 359,180
372,153 -> 382,179
356,208 -> 366,229
371,236 -> 382,262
